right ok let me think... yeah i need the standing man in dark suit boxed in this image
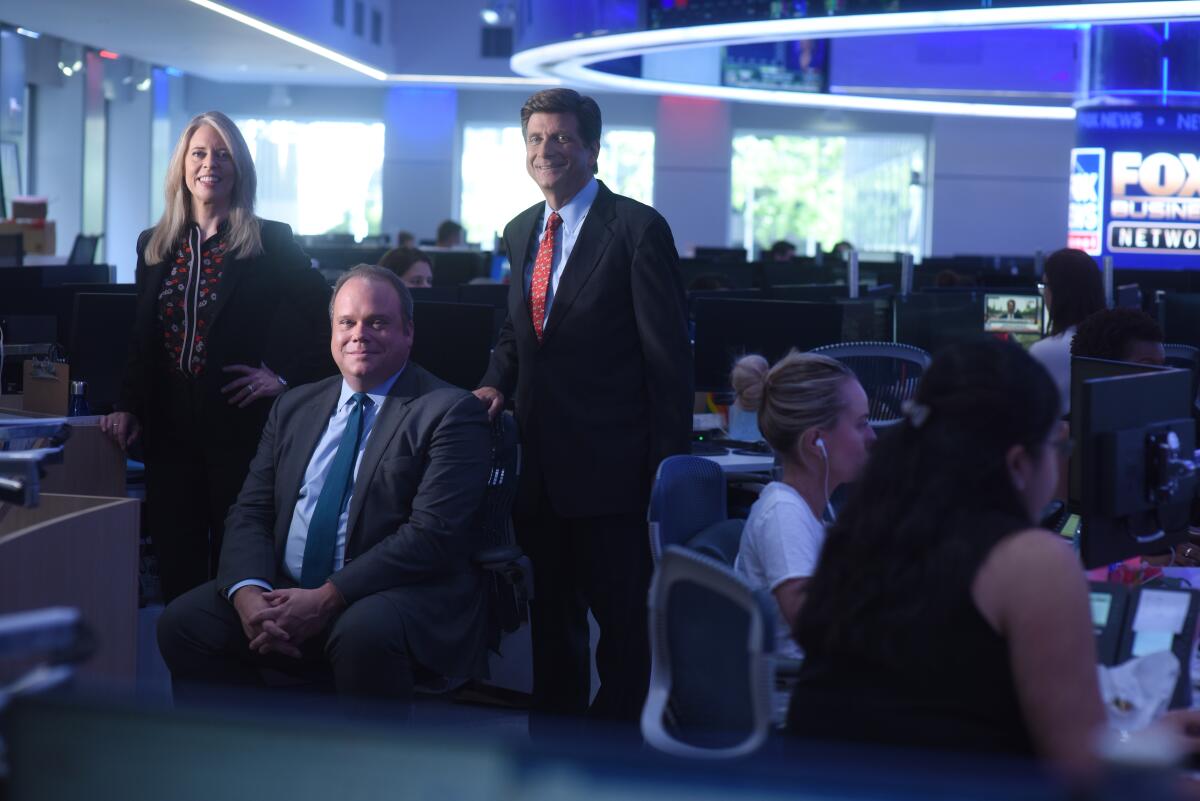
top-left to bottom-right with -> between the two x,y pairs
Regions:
475,89 -> 692,724
158,265 -> 492,707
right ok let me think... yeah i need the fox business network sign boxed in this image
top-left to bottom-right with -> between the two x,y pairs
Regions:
1069,148 -> 1200,257
1071,108 -> 1200,267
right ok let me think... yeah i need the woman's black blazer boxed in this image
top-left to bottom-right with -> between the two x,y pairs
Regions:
117,219 -> 335,450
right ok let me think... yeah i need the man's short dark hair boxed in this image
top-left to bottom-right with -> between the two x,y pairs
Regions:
330,264 -> 414,329
520,88 -> 602,175
1070,307 -> 1163,362
435,220 -> 463,247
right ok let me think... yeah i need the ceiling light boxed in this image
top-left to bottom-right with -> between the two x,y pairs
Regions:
98,50 -> 119,60
384,73 -> 558,87
15,28 -> 40,39
137,78 -> 152,91
184,0 -> 387,80
511,1 -> 1200,119
480,9 -> 501,25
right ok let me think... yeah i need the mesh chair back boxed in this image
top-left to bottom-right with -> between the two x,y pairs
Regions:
642,546 -> 773,758
686,518 -> 745,567
810,341 -> 932,426
649,455 -> 727,563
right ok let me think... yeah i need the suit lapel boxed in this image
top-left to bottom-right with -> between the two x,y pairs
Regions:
542,182 -> 616,342
276,378 -> 342,555
344,365 -> 422,542
507,203 -> 542,347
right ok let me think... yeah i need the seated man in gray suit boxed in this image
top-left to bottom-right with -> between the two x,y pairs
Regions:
158,264 -> 491,706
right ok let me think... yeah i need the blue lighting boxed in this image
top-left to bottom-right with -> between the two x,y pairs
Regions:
164,66 -> 184,77
1162,56 -> 1169,105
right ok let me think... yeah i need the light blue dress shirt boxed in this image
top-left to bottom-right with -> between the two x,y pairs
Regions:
226,368 -> 404,599
523,177 -> 599,325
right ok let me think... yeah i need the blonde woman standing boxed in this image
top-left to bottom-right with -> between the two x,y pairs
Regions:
102,111 -> 335,602
732,351 -> 875,658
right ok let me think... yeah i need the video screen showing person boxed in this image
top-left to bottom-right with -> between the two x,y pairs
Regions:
984,293 -> 1043,334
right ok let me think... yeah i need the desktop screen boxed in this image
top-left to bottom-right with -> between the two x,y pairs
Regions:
983,293 -> 1042,335
1089,591 -> 1112,628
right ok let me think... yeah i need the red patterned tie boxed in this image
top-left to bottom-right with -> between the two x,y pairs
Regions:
529,211 -> 562,343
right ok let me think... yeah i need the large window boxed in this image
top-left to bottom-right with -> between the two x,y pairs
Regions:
731,133 -> 926,258
460,125 -> 655,247
236,119 -> 384,241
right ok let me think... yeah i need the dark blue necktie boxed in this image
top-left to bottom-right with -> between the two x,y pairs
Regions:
300,392 -> 369,589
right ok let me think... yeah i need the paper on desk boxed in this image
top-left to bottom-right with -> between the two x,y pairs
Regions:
1132,589 -> 1190,635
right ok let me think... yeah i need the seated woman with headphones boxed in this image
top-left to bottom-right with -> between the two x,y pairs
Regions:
730,351 -> 876,658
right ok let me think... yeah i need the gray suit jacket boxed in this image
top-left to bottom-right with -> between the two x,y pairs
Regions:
216,363 -> 492,678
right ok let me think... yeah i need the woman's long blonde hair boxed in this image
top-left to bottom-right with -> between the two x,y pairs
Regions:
144,111 -> 262,264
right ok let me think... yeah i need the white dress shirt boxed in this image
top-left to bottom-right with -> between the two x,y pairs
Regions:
226,368 -> 404,598
523,177 -> 599,325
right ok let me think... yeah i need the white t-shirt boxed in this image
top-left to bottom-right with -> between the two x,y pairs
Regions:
1029,326 -> 1075,416
734,481 -> 826,660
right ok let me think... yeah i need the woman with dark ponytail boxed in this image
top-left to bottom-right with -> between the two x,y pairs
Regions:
788,340 -> 1106,776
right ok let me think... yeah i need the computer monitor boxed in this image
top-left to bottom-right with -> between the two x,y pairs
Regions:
692,298 -> 845,392
693,247 -> 746,263
1115,283 -> 1142,311
409,301 -> 495,391
1068,357 -> 1168,509
1157,292 -> 1200,349
67,293 -> 137,414
893,292 -> 987,354
427,251 -> 489,286
456,284 -> 509,308
678,258 -> 760,290
983,292 -> 1042,335
1088,581 -> 1131,666
984,292 -> 1043,349
1072,362 -> 1196,569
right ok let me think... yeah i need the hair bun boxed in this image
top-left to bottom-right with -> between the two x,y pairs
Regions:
730,354 -> 770,411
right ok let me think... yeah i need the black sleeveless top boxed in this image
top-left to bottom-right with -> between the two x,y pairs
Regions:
787,528 -> 1036,757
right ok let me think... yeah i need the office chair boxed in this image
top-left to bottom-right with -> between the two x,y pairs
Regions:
648,455 -> 728,564
686,518 -> 746,567
473,411 -> 530,648
0,232 -> 23,266
809,341 -> 932,427
67,234 -> 101,265
641,546 -> 775,759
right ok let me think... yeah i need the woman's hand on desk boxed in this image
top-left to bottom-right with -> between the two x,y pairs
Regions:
221,362 -> 286,408
473,386 -> 504,421
100,412 -> 141,451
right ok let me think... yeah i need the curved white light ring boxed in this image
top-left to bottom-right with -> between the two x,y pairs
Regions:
554,64 -> 1077,119
511,1 -> 1200,118
513,2 -> 1200,73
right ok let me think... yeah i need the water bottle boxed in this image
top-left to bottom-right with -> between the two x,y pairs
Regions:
68,380 -> 90,417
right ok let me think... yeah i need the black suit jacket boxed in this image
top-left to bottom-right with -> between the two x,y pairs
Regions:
480,181 -> 692,518
118,219 -> 335,455
216,364 -> 492,678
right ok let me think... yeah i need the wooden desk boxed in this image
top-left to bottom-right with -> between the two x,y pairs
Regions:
0,409 -> 125,497
0,494 -> 140,682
